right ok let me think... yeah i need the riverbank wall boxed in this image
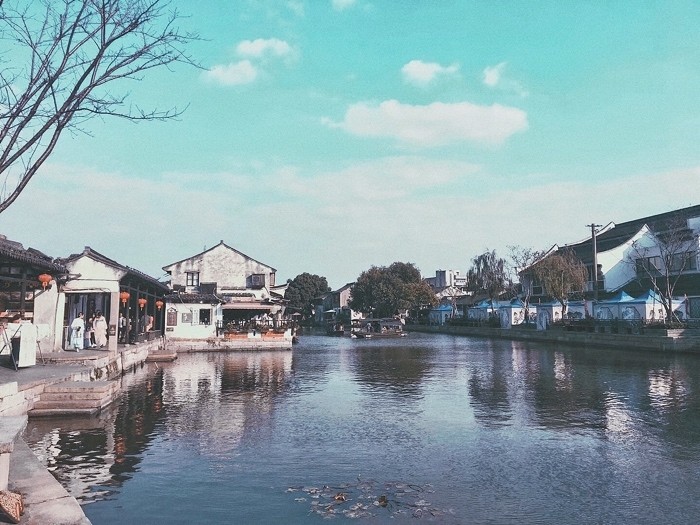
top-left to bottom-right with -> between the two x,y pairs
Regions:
0,340 -> 160,525
406,324 -> 700,353
166,336 -> 294,353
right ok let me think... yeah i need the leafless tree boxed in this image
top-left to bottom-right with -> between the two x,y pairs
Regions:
530,249 -> 588,317
507,245 -> 545,323
0,0 -> 198,212
627,216 -> 697,321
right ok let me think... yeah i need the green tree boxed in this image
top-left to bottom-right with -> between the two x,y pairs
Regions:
0,0 -> 198,212
467,249 -> 510,306
531,249 -> 588,316
349,262 -> 436,318
285,273 -> 330,318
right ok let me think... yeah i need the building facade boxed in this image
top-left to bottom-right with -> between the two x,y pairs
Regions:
162,241 -> 284,339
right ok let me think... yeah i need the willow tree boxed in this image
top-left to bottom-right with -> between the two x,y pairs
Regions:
531,249 -> 588,317
0,0 -> 198,212
467,249 -> 510,307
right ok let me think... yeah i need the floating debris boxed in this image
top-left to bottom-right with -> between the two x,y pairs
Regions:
288,478 -> 449,520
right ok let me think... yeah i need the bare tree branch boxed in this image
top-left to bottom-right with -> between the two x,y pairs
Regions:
0,0 -> 200,213
626,216 -> 698,321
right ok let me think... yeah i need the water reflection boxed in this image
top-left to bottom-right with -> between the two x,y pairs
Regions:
468,344 -> 513,427
347,343 -> 435,399
21,335 -> 700,524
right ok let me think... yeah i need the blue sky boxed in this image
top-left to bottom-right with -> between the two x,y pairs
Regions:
3,0 -> 700,289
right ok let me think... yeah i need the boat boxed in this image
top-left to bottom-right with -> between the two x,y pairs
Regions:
326,321 -> 346,336
351,318 -> 406,338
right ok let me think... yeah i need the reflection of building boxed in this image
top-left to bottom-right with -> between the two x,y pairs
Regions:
163,352 -> 292,454
162,241 -> 285,339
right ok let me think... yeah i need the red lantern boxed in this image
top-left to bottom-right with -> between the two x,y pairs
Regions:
38,273 -> 52,290
120,291 -> 130,306
138,298 -> 147,309
155,300 -> 164,310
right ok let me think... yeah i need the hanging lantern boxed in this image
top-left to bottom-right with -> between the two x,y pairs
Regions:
138,298 -> 147,309
120,291 -> 130,306
155,300 -> 164,310
38,273 -> 52,290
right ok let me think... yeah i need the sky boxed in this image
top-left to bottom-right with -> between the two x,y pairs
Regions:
2,0 -> 700,289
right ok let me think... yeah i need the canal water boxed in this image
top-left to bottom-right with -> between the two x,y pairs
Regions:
23,333 -> 700,524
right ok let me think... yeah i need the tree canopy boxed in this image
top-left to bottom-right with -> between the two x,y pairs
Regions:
285,273 -> 330,318
349,262 -> 436,318
531,249 -> 588,314
0,0 -> 198,212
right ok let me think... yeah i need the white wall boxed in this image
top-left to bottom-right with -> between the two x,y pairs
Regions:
164,303 -> 217,339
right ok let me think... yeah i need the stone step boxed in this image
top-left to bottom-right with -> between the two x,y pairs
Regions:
43,381 -> 116,394
32,398 -> 111,410
39,390 -> 111,401
28,379 -> 121,418
29,407 -> 100,418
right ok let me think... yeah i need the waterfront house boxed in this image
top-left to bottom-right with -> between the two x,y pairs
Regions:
162,241 -> 284,339
313,282 -> 356,326
428,304 -> 453,325
56,247 -> 169,351
0,236 -> 168,355
0,235 -> 66,355
520,205 -> 700,319
498,298 -> 537,328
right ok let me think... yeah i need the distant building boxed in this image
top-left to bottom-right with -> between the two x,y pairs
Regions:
425,269 -> 467,291
313,282 -> 356,325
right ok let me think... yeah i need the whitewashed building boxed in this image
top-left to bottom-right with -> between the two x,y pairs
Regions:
162,241 -> 284,340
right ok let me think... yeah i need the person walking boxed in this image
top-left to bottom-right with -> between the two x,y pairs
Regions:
70,312 -> 85,351
93,311 -> 108,348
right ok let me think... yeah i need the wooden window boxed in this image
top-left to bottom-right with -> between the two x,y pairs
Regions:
186,272 -> 200,287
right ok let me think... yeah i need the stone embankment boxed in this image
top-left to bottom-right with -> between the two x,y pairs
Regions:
0,333 -> 295,524
407,324 -> 700,353
0,340 -> 162,525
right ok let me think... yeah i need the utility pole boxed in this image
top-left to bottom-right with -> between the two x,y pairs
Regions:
586,223 -> 602,301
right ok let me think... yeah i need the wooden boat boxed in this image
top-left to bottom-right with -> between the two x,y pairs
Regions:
351,318 -> 406,338
326,322 -> 345,336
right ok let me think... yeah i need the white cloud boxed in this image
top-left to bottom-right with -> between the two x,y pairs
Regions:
402,60 -> 459,87
4,161 -> 699,289
236,38 -> 293,59
203,60 -> 258,85
326,99 -> 528,147
332,0 -> 356,11
483,62 -> 507,87
483,61 -> 529,97
205,38 -> 296,86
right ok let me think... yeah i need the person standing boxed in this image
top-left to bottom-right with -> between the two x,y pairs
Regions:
85,315 -> 95,348
93,311 -> 108,348
118,313 -> 127,343
70,313 -> 85,351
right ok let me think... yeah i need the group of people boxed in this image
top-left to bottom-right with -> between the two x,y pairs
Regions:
69,311 -> 108,351
117,312 -> 155,344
